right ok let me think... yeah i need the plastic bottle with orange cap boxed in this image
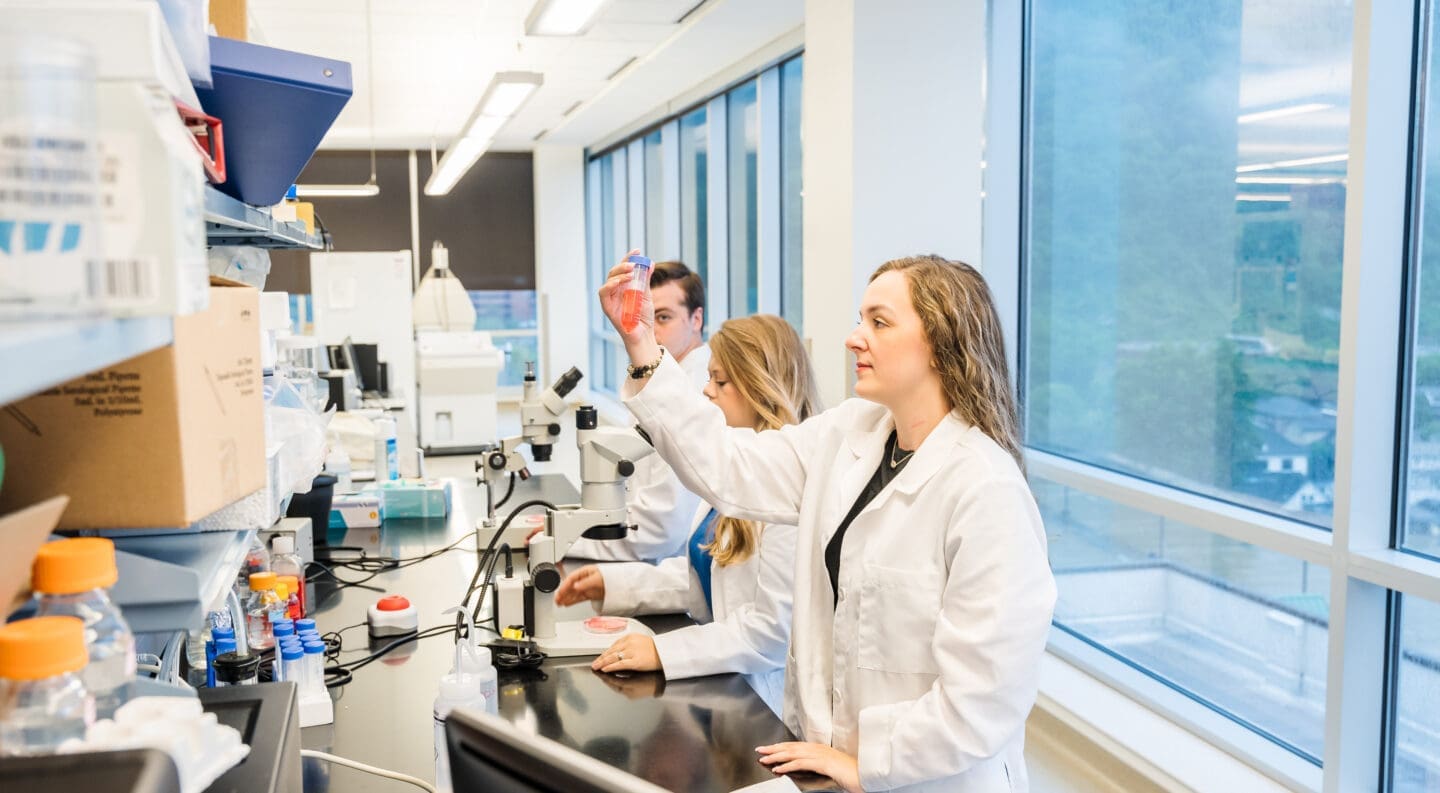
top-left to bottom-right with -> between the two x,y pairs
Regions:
0,615 -> 95,755
30,537 -> 136,720
245,571 -> 280,650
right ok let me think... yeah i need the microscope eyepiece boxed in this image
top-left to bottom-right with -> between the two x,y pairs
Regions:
552,367 -> 583,398
575,405 -> 598,430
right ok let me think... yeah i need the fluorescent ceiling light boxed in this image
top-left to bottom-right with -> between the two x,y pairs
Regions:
1235,176 -> 1344,185
1237,102 -> 1333,124
1236,152 -> 1348,173
526,0 -> 609,37
294,183 -> 381,198
424,72 -> 543,197
1236,193 -> 1294,202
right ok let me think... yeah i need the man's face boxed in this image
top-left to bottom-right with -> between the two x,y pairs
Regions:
651,281 -> 703,361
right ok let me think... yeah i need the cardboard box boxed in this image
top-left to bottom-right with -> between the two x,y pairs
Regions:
0,278 -> 265,529
209,0 -> 248,40
0,496 -> 68,617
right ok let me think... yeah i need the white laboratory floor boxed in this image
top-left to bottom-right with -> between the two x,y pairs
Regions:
418,406 -> 1156,793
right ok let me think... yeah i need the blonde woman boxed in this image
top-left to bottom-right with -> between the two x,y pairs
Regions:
597,251 -> 1055,792
553,314 -> 820,709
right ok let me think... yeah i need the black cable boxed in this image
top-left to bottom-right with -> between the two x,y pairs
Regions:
493,472 -> 517,511
461,499 -> 556,613
323,624 -> 455,688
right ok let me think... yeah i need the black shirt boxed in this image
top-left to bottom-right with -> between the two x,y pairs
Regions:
824,431 -> 913,606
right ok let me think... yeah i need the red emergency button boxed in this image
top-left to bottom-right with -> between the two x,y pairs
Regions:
376,595 -> 411,612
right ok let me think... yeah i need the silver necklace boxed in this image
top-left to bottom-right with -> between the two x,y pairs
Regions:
889,439 -> 914,469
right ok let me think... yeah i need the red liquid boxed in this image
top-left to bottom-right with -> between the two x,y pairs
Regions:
621,288 -> 644,332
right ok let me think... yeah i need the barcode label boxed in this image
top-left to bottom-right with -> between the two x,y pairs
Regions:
89,257 -> 157,303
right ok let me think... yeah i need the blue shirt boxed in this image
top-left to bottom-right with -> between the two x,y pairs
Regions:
688,509 -> 718,612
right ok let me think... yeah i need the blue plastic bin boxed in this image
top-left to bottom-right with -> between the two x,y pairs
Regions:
195,37 -> 352,206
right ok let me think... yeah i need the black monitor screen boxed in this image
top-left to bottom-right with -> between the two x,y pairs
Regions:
446,708 -> 671,793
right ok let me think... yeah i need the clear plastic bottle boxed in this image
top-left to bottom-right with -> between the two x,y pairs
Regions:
244,572 -> 279,651
433,645 -> 486,793
279,643 -> 305,685
237,533 -> 270,594
0,616 -> 94,756
459,645 -> 499,715
302,640 -> 326,694
374,415 -> 398,481
619,254 -> 652,332
31,538 -> 136,720
271,536 -> 306,616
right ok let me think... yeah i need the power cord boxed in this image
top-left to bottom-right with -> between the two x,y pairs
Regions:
301,749 -> 435,793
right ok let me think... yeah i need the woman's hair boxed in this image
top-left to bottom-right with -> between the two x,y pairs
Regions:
703,314 -> 821,566
870,255 -> 1024,469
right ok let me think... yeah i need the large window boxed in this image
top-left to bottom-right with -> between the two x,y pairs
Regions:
727,79 -> 760,317
643,130 -> 665,256
680,107 -> 709,284
1394,595 -> 1440,790
1405,7 -> 1440,562
1023,0 -> 1353,770
780,57 -> 804,330
1027,1 -> 1350,527
585,54 -> 803,397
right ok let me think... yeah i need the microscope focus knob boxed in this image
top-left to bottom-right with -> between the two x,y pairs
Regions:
531,562 -> 562,593
487,451 -> 507,471
617,460 -> 634,477
547,422 -> 562,436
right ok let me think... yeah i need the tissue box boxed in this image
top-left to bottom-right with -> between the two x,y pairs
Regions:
329,493 -> 382,529
368,479 -> 452,519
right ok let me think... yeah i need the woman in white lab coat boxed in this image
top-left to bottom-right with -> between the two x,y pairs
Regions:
552,314 -> 821,711
595,251 -> 1056,793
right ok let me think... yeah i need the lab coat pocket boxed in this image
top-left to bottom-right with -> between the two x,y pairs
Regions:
856,564 -> 943,675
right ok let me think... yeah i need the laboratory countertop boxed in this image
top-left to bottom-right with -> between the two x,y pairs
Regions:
300,474 -> 832,793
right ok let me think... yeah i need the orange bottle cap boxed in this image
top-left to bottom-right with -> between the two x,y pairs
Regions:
277,575 -> 299,590
249,572 -> 277,590
32,537 -> 118,594
0,616 -> 88,680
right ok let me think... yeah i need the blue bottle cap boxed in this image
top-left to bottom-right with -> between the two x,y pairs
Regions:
626,254 -> 652,268
279,638 -> 303,651
297,629 -> 321,640
216,638 -> 238,654
212,627 -> 235,639
303,641 -> 325,655
281,645 -> 304,661
295,619 -> 317,633
273,623 -> 295,637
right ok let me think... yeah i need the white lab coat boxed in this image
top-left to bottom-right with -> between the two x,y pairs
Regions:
599,502 -> 795,712
568,344 -> 711,562
624,355 -> 1056,793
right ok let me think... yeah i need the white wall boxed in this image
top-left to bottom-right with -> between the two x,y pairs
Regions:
802,0 -> 987,406
532,145 -> 591,399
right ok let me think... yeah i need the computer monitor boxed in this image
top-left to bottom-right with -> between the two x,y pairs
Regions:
446,708 -> 671,793
326,336 -> 367,391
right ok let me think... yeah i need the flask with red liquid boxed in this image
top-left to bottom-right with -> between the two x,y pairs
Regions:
619,254 -> 652,332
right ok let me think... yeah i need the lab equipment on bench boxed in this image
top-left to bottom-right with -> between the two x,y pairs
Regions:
0,616 -> 92,756
31,537 -> 136,720
492,404 -> 658,657
474,364 -> 583,547
446,707 -> 672,793
373,414 -> 399,481
368,595 -> 419,638
211,652 -> 258,686
414,242 -> 502,454
329,492 -> 383,529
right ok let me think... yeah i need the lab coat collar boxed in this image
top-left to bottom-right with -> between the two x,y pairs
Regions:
840,406 -> 974,496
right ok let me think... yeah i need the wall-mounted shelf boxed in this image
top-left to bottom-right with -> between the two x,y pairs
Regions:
205,186 -> 323,250
106,527 -> 256,634
0,316 -> 173,406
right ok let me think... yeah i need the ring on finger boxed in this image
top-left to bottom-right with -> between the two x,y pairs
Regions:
617,650 -> 625,661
